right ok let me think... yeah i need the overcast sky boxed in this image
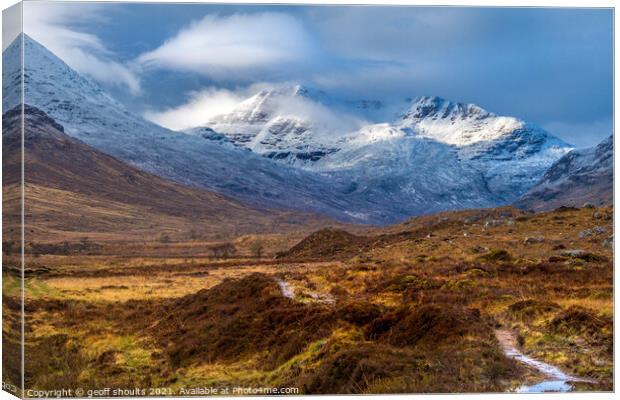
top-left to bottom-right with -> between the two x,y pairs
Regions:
19,2 -> 613,147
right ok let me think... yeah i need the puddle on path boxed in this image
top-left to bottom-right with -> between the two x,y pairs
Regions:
495,329 -> 595,393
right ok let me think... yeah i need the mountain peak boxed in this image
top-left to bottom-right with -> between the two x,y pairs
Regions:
253,84 -> 329,104
515,134 -> 612,211
401,95 -> 492,122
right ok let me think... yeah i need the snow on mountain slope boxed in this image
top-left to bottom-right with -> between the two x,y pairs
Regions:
185,85 -> 367,165
4,35 -> 576,224
3,35 -> 389,223
514,136 -> 613,211
397,96 -> 572,198
317,133 -> 502,216
396,96 -> 523,146
188,90 -> 572,202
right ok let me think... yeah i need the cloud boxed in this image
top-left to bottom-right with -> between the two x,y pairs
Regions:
144,82 -> 367,134
136,13 -> 321,80
22,2 -> 140,94
143,87 -> 245,130
2,3 -> 22,51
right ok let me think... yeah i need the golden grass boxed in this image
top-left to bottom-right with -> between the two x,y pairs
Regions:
12,206 -> 614,393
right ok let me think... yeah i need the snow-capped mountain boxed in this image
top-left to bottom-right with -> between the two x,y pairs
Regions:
187,89 -> 572,202
185,85 -> 368,165
2,35 -> 385,223
3,35 -> 575,224
395,95 -> 572,200
515,136 -> 613,211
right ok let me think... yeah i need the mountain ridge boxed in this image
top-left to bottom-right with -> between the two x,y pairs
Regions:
2,104 -> 341,241
3,34 -> 577,224
4,34 -> 389,224
514,135 -> 613,211
187,83 -> 572,203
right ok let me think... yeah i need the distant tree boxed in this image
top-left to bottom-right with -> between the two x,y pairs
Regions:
79,237 -> 91,252
250,241 -> 264,258
189,229 -> 199,240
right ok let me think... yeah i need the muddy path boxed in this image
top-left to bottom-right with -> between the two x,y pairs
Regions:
276,278 -> 335,304
495,329 -> 596,392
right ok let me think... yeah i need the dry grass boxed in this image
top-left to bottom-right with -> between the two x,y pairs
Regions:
6,205 -> 613,394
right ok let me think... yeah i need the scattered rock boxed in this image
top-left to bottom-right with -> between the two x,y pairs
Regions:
484,219 -> 503,227
578,230 -> 592,239
523,237 -> 545,244
498,210 -> 513,218
593,226 -> 607,235
602,235 -> 613,249
582,202 -> 596,209
593,211 -> 612,220
561,249 -> 586,257
463,215 -> 482,224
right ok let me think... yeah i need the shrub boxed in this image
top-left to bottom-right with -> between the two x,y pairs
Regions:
478,249 -> 512,262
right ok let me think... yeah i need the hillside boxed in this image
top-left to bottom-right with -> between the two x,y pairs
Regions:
2,35 -> 384,224
515,136 -> 613,211
3,36 -> 573,224
2,105 -> 339,243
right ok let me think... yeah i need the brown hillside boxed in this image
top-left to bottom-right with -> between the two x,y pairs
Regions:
2,105 -> 339,242
278,228 -> 368,259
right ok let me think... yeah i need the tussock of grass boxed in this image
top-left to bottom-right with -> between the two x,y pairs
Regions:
507,299 -> 561,322
478,249 -> 512,262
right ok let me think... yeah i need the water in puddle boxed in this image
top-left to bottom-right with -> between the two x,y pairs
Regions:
495,329 -> 593,393
277,279 -> 295,299
518,380 -> 572,393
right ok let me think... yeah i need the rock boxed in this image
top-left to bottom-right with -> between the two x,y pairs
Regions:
561,249 -> 586,257
594,226 -> 607,235
498,210 -> 513,218
593,211 -> 612,220
603,235 -> 613,248
582,202 -> 596,209
578,229 -> 592,239
523,237 -> 545,244
463,215 -> 482,224
484,219 -> 503,227
506,219 -> 515,226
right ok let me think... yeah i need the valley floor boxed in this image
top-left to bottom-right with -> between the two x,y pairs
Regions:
2,205 -> 613,395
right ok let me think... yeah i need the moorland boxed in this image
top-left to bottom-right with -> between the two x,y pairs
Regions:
3,204 -> 613,394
